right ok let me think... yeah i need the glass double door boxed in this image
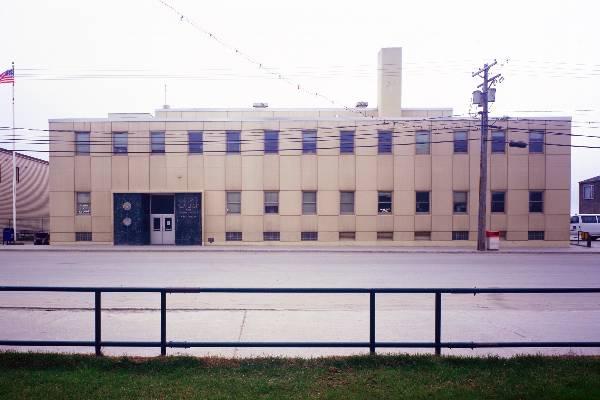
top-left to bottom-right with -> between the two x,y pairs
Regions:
150,195 -> 175,245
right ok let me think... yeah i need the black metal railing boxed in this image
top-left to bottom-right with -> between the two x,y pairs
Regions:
1,286 -> 599,356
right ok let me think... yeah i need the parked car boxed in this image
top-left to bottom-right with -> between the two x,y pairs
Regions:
570,215 -> 600,240
34,232 -> 50,245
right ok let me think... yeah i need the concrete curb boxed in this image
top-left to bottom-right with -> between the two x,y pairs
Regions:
1,246 -> 599,255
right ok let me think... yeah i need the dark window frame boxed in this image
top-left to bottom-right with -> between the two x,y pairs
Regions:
188,131 -> 203,154
378,131 -> 393,154
340,131 -> 355,154
416,191 -> 430,213
226,191 -> 241,214
378,191 -> 393,214
301,231 -> 318,241
529,191 -> 544,213
151,131 -> 166,154
302,130 -> 317,154
452,231 -> 469,240
75,232 -> 92,242
339,231 -> 356,240
226,131 -> 241,154
491,191 -> 506,213
75,131 -> 90,155
302,191 -> 317,215
340,191 -> 355,214
415,130 -> 431,155
263,231 -> 280,241
76,192 -> 91,215
377,231 -> 394,240
226,232 -> 242,241
583,184 -> 594,200
112,132 -> 128,155
264,191 -> 279,214
453,191 -> 468,214
264,130 -> 279,154
528,231 -> 545,240
491,130 -> 505,153
453,131 -> 468,154
529,130 -> 544,153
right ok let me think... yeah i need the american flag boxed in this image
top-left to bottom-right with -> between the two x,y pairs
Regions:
0,68 -> 14,84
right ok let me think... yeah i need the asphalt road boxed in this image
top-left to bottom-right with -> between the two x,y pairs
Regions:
1,251 -> 599,357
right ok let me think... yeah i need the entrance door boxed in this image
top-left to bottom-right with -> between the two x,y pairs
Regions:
150,195 -> 175,245
151,214 -> 175,245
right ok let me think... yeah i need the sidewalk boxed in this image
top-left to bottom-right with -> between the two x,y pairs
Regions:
1,243 -> 599,254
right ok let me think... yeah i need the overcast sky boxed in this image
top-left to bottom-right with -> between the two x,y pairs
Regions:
1,0 -> 599,213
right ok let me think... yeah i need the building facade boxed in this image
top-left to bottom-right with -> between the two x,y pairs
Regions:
579,176 -> 600,214
48,48 -> 572,246
0,148 -> 49,234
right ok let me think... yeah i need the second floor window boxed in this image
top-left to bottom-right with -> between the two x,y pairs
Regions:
264,191 -> 279,214
264,130 -> 279,154
583,184 -> 594,200
226,191 -> 241,214
378,191 -> 392,214
378,131 -> 392,154
529,191 -> 544,213
76,192 -> 91,215
151,132 -> 165,154
415,130 -> 430,154
491,191 -> 506,213
416,191 -> 430,213
529,130 -> 544,153
188,131 -> 203,154
453,131 -> 468,153
491,130 -> 505,153
75,132 -> 90,155
453,191 -> 468,213
302,191 -> 317,214
113,132 -> 128,154
302,130 -> 317,154
226,131 -> 241,154
340,131 -> 354,154
340,191 -> 355,214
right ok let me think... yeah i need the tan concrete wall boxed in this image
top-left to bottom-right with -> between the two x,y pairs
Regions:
48,117 -> 571,246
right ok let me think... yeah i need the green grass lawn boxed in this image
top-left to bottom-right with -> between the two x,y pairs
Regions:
0,352 -> 599,399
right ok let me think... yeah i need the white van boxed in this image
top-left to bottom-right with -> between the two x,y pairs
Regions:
570,214 -> 600,240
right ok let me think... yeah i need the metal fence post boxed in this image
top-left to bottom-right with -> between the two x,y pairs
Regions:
160,291 -> 166,356
94,291 -> 102,356
434,292 -> 441,356
369,291 -> 376,355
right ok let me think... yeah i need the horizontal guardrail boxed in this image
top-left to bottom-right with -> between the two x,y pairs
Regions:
0,286 -> 599,356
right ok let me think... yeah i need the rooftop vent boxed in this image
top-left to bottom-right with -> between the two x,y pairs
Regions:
253,102 -> 269,108
356,101 -> 368,108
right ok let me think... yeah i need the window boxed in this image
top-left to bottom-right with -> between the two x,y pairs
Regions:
415,130 -> 430,155
226,232 -> 242,241
226,191 -> 241,214
263,231 -> 280,241
570,216 -> 580,223
528,231 -> 545,240
340,131 -> 354,154
378,131 -> 392,154
76,192 -> 91,215
453,131 -> 468,153
491,130 -> 505,153
301,231 -> 318,241
378,191 -> 392,214
529,130 -> 544,153
416,191 -> 430,213
302,191 -> 317,214
112,132 -> 128,154
377,231 -> 394,240
452,231 -> 469,240
151,131 -> 165,154
581,216 -> 598,223
188,131 -> 203,154
75,132 -> 90,155
490,191 -> 505,213
264,130 -> 279,154
75,232 -> 92,241
453,191 -> 468,213
302,130 -> 317,154
15,167 -> 20,183
414,231 -> 431,241
583,184 -> 594,200
529,191 -> 544,213
226,131 -> 241,154
339,232 -> 356,240
264,191 -> 279,214
340,191 -> 355,214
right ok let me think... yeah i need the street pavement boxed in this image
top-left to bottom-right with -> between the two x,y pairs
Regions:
0,250 -> 599,357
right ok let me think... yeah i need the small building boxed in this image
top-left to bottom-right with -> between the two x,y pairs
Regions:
48,47 -> 572,246
579,176 -> 600,214
0,148 -> 49,236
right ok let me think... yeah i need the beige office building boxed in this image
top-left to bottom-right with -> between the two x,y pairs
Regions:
48,48 -> 571,246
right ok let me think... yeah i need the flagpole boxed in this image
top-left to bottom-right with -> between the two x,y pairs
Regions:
11,61 -> 17,242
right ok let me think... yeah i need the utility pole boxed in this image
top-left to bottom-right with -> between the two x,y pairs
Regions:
472,61 -> 501,251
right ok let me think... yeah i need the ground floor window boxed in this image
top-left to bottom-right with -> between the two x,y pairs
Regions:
414,231 -> 431,240
263,232 -> 280,241
528,231 -> 545,240
452,231 -> 469,240
339,232 -> 356,240
301,231 -> 318,241
377,231 -> 393,240
76,232 -> 92,241
226,232 -> 242,241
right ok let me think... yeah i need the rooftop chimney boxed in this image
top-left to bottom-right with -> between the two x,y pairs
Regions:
377,47 -> 402,117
